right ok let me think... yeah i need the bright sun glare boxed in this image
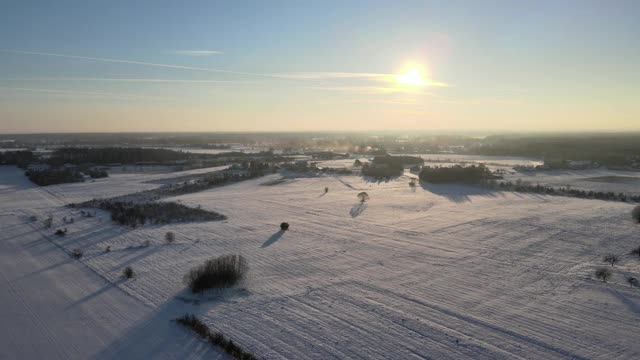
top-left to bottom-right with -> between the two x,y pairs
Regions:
395,68 -> 426,86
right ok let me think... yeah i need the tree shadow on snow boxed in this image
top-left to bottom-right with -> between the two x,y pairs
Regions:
90,289 -> 232,360
420,182 -> 502,203
261,230 -> 284,248
350,202 -> 368,217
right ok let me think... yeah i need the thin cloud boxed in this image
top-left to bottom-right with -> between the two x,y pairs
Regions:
274,72 -> 394,81
0,49 -> 272,78
174,50 -> 223,56
0,49 -> 449,88
2,77 -> 254,84
0,86 -> 175,101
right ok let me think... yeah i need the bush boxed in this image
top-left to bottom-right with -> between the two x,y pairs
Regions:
70,248 -> 83,259
165,231 -> 175,243
357,192 -> 370,203
626,276 -> 638,288
123,266 -> 134,279
175,314 -> 257,360
603,254 -> 619,267
105,246 -> 111,252
595,267 -> 612,282
55,229 -> 66,236
184,255 -> 248,293
632,205 -> 640,223
280,222 -> 289,231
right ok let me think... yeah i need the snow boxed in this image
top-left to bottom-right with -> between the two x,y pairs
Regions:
1,165 -> 640,359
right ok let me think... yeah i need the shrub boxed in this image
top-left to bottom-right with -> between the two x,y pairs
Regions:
409,179 -> 417,187
280,222 -> 289,231
603,254 -> 619,267
633,204 -> 640,223
44,217 -> 53,228
626,276 -> 638,288
55,229 -> 66,236
357,192 -> 370,203
595,267 -> 612,282
105,245 -> 111,252
123,266 -> 134,279
70,248 -> 83,259
165,231 -> 175,243
175,314 -> 257,360
184,255 -> 248,293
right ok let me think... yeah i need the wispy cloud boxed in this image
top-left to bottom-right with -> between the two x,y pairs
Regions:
273,72 -> 394,81
0,86 -> 175,101
174,50 -> 223,56
2,77 -> 254,84
0,49 -> 271,77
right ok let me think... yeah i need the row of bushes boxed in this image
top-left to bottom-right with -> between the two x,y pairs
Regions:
175,314 -> 256,360
80,200 -> 226,227
498,181 -> 640,203
419,165 -> 496,184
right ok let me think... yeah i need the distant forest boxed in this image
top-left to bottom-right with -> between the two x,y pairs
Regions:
473,134 -> 640,166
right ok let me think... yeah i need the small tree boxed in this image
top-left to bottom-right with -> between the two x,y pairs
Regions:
353,159 -> 362,167
165,231 -> 175,243
357,192 -> 370,203
44,217 -> 53,228
603,254 -> 619,267
626,276 -> 638,288
632,204 -> 640,223
280,222 -> 289,231
409,179 -> 417,187
123,266 -> 134,279
595,267 -> 612,283
324,187 -> 329,193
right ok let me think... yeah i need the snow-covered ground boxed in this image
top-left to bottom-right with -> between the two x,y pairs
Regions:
1,165 -> 639,359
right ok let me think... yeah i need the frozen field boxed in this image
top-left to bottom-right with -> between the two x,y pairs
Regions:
1,165 -> 639,359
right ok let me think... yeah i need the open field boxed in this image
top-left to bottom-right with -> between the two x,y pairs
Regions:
1,165 -> 639,359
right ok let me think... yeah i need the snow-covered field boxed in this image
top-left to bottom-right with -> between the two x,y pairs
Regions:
1,165 -> 639,359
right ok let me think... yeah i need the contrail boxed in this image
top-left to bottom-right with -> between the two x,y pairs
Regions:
0,86 -> 176,101
0,49 -> 277,78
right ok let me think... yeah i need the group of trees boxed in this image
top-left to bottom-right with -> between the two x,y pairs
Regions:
47,147 -> 191,166
0,150 -> 35,168
360,155 -> 424,178
419,165 -> 495,184
26,168 -> 84,186
84,200 -> 225,227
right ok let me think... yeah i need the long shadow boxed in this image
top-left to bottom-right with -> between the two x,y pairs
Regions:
608,288 -> 640,316
15,259 -> 72,282
90,290 -> 231,360
350,202 -> 368,217
64,278 -> 124,311
261,230 -> 284,248
419,181 -> 500,203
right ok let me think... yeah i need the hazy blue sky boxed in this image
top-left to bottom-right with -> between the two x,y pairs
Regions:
1,0 -> 639,133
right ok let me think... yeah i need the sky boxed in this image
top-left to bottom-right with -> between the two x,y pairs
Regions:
1,0 -> 639,133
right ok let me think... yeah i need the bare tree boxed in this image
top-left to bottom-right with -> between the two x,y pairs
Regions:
603,254 -> 619,267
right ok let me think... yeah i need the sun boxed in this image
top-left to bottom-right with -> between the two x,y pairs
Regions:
396,68 -> 426,86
